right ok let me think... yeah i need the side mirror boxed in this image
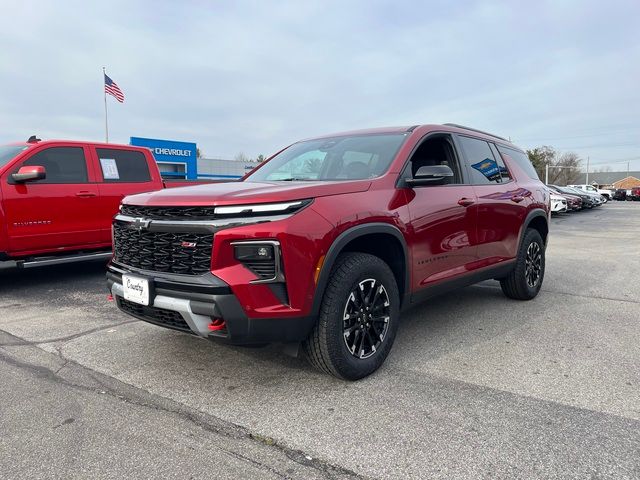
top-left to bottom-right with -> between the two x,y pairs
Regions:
406,165 -> 454,186
11,165 -> 46,183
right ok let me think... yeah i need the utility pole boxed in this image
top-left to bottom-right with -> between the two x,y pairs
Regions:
545,164 -> 549,185
586,156 -> 589,184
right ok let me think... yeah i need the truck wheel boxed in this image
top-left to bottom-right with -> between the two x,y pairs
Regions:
500,228 -> 545,300
303,252 -> 399,380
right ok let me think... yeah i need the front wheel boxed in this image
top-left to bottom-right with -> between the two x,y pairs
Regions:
500,228 -> 545,300
303,252 -> 400,380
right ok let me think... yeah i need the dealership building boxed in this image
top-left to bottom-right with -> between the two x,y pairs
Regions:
130,136 -> 257,180
580,171 -> 640,190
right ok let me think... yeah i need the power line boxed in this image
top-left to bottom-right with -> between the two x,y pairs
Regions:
588,156 -> 640,166
516,126 -> 640,143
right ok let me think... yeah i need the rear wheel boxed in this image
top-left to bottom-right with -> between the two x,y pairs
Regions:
303,252 -> 399,380
500,228 -> 545,300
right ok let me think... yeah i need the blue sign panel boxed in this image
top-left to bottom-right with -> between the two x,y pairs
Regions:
130,136 -> 198,179
471,157 -> 501,182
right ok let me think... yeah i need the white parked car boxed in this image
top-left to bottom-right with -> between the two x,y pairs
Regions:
550,193 -> 568,213
568,184 -> 612,201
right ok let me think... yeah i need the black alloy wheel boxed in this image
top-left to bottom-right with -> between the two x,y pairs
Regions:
524,242 -> 542,288
304,252 -> 399,380
342,278 -> 391,359
500,228 -> 545,300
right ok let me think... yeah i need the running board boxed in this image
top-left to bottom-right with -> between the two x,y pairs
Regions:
17,251 -> 112,269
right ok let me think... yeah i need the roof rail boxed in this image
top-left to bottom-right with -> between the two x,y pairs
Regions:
443,123 -> 508,141
406,125 -> 419,132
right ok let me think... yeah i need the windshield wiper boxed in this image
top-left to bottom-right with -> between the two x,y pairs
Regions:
279,177 -> 314,181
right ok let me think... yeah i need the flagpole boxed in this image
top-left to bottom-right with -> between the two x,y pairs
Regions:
103,67 -> 109,143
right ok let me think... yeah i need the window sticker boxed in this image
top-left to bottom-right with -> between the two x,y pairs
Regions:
471,158 -> 500,182
100,158 -> 120,179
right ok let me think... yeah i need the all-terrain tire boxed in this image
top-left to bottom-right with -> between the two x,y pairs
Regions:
303,252 -> 400,380
500,228 -> 545,300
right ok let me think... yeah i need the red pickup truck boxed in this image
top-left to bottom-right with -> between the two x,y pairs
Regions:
0,137 -> 209,268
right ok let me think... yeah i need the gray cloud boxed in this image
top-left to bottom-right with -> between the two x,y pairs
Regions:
1,0 -> 639,170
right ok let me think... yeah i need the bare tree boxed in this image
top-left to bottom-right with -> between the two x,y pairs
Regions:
526,146 -> 582,185
554,152 -> 582,185
234,152 -> 249,162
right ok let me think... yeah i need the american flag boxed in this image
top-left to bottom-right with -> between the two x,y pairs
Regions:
104,74 -> 125,103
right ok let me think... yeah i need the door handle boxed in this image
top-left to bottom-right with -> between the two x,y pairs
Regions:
458,197 -> 475,207
76,191 -> 97,198
510,195 -> 524,203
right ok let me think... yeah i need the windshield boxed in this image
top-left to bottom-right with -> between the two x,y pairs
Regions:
0,145 -> 30,168
246,133 -> 408,182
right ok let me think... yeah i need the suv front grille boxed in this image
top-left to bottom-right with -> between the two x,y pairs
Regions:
120,204 -> 217,220
113,221 -> 213,275
117,297 -> 192,333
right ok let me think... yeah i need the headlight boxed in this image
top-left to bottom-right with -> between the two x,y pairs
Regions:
214,199 -> 311,217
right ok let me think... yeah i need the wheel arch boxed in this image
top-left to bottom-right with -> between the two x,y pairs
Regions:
311,223 -> 409,316
521,209 -> 549,248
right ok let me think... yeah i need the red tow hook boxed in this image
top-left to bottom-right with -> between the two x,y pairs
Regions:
107,294 -> 114,301
208,318 -> 226,331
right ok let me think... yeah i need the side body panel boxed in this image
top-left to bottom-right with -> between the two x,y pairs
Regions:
404,185 -> 478,289
1,143 -> 104,254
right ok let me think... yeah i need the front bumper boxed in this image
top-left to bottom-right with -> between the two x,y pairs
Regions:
107,262 -> 314,345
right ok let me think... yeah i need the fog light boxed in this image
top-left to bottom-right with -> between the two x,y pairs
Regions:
234,244 -> 274,261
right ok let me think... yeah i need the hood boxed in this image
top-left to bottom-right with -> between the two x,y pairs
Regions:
124,180 -> 372,207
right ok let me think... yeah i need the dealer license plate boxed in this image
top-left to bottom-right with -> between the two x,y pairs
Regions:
122,274 -> 150,306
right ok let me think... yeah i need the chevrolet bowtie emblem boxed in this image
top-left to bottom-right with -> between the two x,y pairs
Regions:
131,217 -> 151,232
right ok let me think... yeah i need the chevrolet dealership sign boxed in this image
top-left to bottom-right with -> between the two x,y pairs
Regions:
153,147 -> 193,157
130,136 -> 198,179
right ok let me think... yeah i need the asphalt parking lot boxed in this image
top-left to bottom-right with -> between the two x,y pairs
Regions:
1,202 -> 639,479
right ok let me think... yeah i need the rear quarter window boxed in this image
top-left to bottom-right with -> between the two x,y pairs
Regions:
96,148 -> 151,183
497,145 -> 539,180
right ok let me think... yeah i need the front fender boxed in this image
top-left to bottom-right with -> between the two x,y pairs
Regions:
310,222 -> 410,317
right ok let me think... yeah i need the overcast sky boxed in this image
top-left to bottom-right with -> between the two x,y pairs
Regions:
1,0 -> 639,171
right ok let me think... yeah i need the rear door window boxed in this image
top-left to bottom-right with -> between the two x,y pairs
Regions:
458,136 -> 508,184
20,146 -> 88,183
96,148 -> 151,183
489,143 -> 512,181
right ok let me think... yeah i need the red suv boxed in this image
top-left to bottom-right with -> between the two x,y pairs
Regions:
107,124 -> 549,379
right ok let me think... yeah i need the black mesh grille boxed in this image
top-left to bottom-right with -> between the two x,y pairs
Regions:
113,221 -> 213,275
120,204 -> 217,220
117,297 -> 192,333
